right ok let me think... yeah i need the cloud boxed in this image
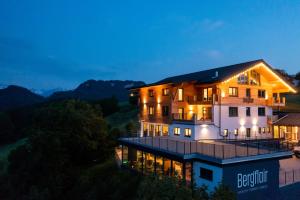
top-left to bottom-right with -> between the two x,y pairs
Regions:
201,19 -> 224,31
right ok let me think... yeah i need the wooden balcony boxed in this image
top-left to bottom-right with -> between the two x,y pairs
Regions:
269,97 -> 286,107
186,95 -> 218,105
172,113 -> 212,124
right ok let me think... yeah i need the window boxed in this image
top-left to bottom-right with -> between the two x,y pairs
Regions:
162,88 -> 170,96
223,129 -> 228,137
148,106 -> 154,115
178,108 -> 184,120
200,167 -> 213,181
258,107 -> 266,116
174,127 -> 180,136
258,90 -> 266,98
203,88 -> 213,101
148,89 -> 154,97
262,127 -> 266,133
162,125 -> 168,136
246,107 -> 251,117
237,73 -> 248,84
246,88 -> 251,98
184,128 -> 192,137
229,87 -> 238,97
234,129 -> 239,136
155,125 -> 161,136
258,127 -> 262,134
162,106 -> 169,116
178,88 -> 184,101
229,107 -> 238,117
246,128 -> 251,137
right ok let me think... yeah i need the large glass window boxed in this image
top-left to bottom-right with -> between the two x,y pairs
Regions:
178,88 -> 184,101
155,125 -> 161,136
172,161 -> 183,179
144,153 -> 155,175
149,124 -> 154,136
162,125 -> 168,136
246,128 -> 251,137
229,107 -> 238,117
229,87 -> 238,97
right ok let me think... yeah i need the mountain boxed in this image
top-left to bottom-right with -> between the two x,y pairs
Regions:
49,80 -> 145,101
31,88 -> 64,97
0,85 -> 45,111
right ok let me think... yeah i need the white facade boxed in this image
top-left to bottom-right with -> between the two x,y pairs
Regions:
168,105 -> 273,140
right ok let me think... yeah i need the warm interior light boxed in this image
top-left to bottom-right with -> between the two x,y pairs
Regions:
240,119 -> 245,126
252,118 -> 257,125
221,91 -> 225,97
222,62 -> 297,93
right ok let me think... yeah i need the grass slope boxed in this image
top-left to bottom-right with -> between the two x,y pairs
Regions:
105,102 -> 138,132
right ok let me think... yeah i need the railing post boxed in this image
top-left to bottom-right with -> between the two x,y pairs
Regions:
222,145 -> 225,159
213,144 -> 216,157
247,143 -> 249,156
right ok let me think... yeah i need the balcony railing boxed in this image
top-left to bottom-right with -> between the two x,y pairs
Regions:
119,136 -> 292,160
172,113 -> 212,124
271,97 -> 286,106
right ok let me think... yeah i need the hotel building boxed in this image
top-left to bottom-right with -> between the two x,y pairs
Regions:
118,59 -> 297,200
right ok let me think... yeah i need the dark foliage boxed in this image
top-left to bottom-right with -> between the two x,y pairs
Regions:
91,96 -> 120,117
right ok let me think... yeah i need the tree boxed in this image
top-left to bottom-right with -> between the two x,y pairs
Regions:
7,100 -> 114,199
210,182 -> 236,200
0,112 -> 15,144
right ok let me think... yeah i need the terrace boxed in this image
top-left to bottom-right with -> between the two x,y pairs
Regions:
119,136 -> 293,164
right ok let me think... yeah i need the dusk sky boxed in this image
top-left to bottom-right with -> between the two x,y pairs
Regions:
0,0 -> 300,90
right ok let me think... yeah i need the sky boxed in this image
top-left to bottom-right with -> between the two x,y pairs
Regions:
0,0 -> 300,90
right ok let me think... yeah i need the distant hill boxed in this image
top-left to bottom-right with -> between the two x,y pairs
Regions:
49,80 -> 145,101
0,85 -> 45,111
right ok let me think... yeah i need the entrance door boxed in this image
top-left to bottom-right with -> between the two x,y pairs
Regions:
246,128 -> 251,138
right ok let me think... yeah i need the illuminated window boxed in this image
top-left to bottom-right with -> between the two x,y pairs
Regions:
174,127 -> 180,136
162,88 -> 170,96
148,89 -> 154,97
234,129 -> 239,136
258,107 -> 265,116
223,129 -> 228,137
178,88 -> 184,101
162,125 -> 168,136
229,107 -> 238,117
258,127 -> 262,134
148,106 -> 154,115
229,87 -> 238,97
155,125 -> 161,135
203,88 -> 213,101
262,127 -> 266,133
258,90 -> 266,98
184,128 -> 192,137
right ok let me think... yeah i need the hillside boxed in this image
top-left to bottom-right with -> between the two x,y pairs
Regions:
49,80 -> 145,101
0,85 -> 45,111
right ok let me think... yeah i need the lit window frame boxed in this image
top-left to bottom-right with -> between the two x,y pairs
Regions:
174,127 -> 180,136
184,128 -> 192,137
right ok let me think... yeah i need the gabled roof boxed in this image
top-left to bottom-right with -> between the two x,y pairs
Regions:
154,59 -> 263,85
131,59 -> 297,92
273,113 -> 300,126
